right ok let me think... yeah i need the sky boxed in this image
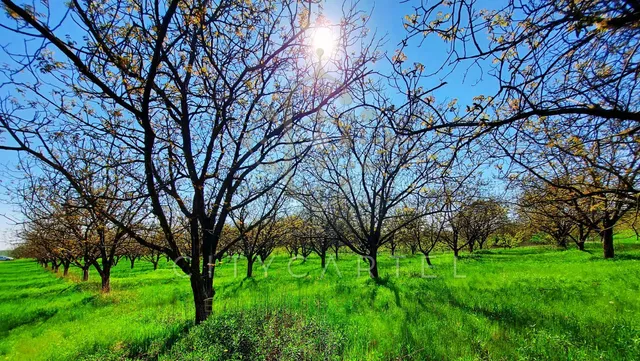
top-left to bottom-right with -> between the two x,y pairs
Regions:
0,0 -> 502,249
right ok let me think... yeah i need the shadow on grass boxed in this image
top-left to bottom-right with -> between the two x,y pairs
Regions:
0,308 -> 58,335
365,276 -> 402,308
607,254 -> 640,261
125,319 -> 192,360
218,277 -> 259,299
440,289 -> 633,356
459,248 -> 558,259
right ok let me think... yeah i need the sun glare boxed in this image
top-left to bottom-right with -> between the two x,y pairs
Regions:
312,27 -> 335,59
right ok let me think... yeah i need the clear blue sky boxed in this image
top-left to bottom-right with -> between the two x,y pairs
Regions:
0,0 -> 502,249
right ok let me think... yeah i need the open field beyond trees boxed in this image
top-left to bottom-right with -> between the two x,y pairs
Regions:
1,231 -> 639,361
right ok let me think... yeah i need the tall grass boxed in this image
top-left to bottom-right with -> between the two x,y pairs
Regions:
1,231 -> 639,360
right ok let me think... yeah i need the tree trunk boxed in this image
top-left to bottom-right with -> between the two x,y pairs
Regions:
577,225 -> 589,251
425,253 -> 432,266
320,251 -> 326,269
558,237 -> 568,249
190,272 -> 215,325
368,253 -> 379,278
100,267 -> 111,293
130,257 -> 136,269
246,257 -> 254,278
334,247 -> 339,260
454,248 -> 459,258
82,267 -> 90,281
63,261 -> 70,276
152,260 -> 159,270
101,275 -> 111,293
52,260 -> 59,273
468,241 -> 474,253
602,223 -> 615,259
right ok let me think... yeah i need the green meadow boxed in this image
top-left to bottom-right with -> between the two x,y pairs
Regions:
1,231 -> 640,361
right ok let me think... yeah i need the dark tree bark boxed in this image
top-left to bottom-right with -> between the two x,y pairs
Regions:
101,272 -> 111,293
62,260 -> 70,276
368,253 -> 379,278
568,224 -> 590,251
191,274 -> 214,324
558,237 -> 568,249
82,267 -> 90,281
246,256 -> 255,278
424,253 -> 432,266
602,220 -> 615,259
478,237 -> 488,250
96,263 -> 112,293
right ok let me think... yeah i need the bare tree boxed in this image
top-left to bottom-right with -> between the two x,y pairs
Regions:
299,99 -> 453,277
298,210 -> 336,269
231,189 -> 286,278
457,199 -> 508,252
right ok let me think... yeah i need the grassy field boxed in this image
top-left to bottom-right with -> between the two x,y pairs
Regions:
1,231 -> 639,360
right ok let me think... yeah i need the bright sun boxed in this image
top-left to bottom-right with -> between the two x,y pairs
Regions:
313,27 -> 335,59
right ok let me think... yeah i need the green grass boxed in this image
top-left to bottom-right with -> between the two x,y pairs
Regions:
1,231 -> 639,360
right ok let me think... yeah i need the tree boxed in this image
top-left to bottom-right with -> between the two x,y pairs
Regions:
402,0 -> 640,133
298,211 -> 336,269
122,240 -> 145,269
280,215 -> 303,258
0,0 -> 379,323
13,168 -> 100,280
300,101 -> 452,277
519,177 -> 605,252
491,219 -> 530,249
442,204 -> 466,258
519,183 -> 577,249
231,189 -> 286,278
457,199 -> 508,252
400,0 -> 640,258
569,224 -> 592,252
397,209 -> 447,266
